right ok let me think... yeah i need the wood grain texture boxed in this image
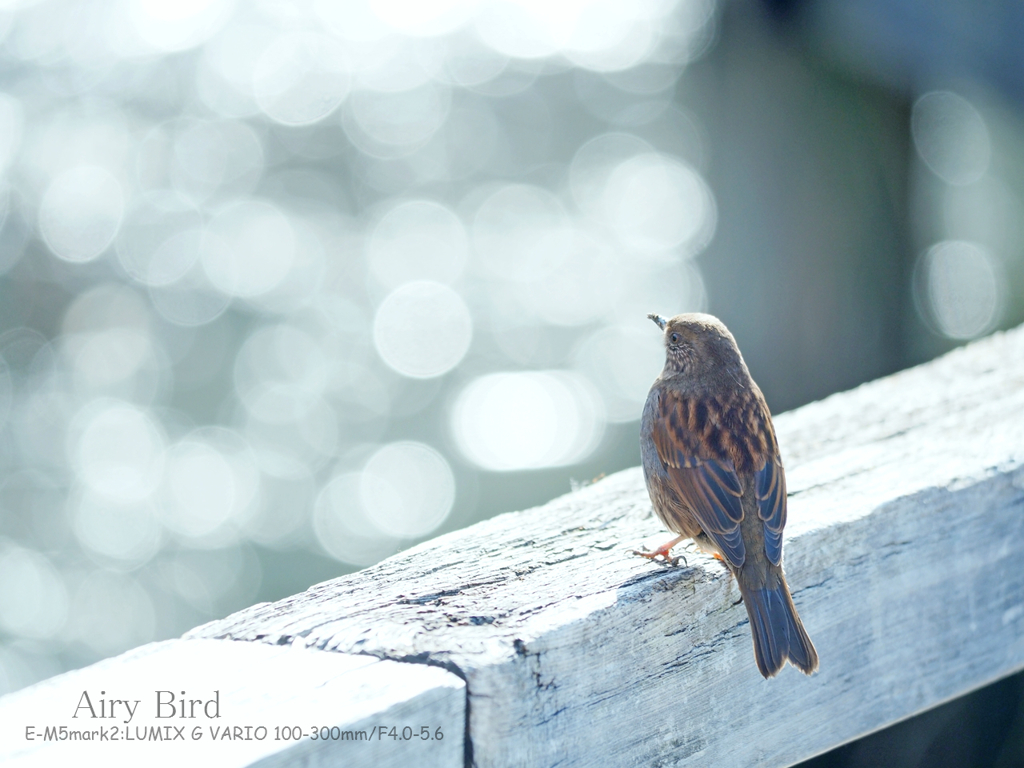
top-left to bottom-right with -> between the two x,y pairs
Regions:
180,325 -> 1024,767
0,639 -> 464,767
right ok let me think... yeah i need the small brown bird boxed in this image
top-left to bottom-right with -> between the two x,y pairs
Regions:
638,312 -> 818,678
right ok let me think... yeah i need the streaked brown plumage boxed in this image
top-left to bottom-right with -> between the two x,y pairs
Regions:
638,312 -> 818,678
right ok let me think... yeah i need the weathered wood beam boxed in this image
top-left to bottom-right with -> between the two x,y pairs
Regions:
3,324 -> 1024,767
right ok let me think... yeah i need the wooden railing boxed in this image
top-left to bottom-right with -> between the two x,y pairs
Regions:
3,324 -> 1024,767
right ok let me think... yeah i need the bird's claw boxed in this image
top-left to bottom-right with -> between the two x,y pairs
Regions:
631,548 -> 687,567
632,534 -> 686,565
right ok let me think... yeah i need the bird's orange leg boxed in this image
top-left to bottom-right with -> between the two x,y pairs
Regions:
632,534 -> 687,565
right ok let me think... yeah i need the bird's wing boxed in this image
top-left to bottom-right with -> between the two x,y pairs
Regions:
755,454 -> 786,566
652,389 -> 746,567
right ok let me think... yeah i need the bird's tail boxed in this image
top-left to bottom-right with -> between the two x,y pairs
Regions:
737,568 -> 819,678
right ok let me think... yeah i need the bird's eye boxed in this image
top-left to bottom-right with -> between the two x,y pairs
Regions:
670,332 -> 680,344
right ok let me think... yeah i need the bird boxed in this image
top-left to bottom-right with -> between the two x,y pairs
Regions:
637,312 -> 818,678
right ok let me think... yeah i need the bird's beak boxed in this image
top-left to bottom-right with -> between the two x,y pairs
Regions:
647,314 -> 667,331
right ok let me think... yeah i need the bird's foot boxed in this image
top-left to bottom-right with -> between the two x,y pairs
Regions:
632,535 -> 687,566
632,549 -> 687,567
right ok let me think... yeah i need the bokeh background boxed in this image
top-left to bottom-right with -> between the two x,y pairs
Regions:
0,0 -> 1022,763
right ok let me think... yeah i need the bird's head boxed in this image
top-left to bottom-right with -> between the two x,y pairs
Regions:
648,312 -> 747,381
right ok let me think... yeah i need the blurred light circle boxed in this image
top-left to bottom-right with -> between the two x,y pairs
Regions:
172,121 -> 226,191
330,361 -> 393,425
116,195 -> 203,286
234,324 -> 329,422
190,426 -> 262,526
136,124 -> 174,191
61,281 -> 151,336
245,213 -> 328,313
171,119 -> 264,203
666,0 -> 717,65
0,544 -> 67,640
344,83 -> 451,155
174,120 -> 228,186
242,396 -> 340,469
349,35 -> 438,93
69,570 -> 155,656
241,456 -> 313,547
942,176 -> 1018,255
72,401 -> 166,503
314,472 -> 398,565
147,228 -> 205,284
314,0 -> 392,43
562,4 -> 657,72
253,33 -> 351,126
360,442 -> 455,538
474,1 -> 559,59
370,0 -> 471,37
474,0 -> 688,66
2,328 -> 54,378
374,280 -> 472,378
169,545 -> 256,611
72,493 -> 162,568
128,0 -> 235,53
271,122 -> 351,161
915,241 -> 1002,340
602,153 -> 715,251
443,104 -> 504,178
521,231 -> 619,326
570,132 -> 654,214
441,45 -> 509,88
160,439 -> 236,539
573,324 -> 663,422
197,20 -> 280,118
26,109 -> 131,185
912,91 -> 991,186
169,559 -> 214,613
368,199 -> 468,288
39,166 -> 125,263
485,317 -> 559,367
296,396 -> 341,461
148,263 -> 232,326
608,260 -> 706,325
202,199 -> 295,297
71,328 -> 154,392
451,370 -> 604,471
472,184 -> 574,281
